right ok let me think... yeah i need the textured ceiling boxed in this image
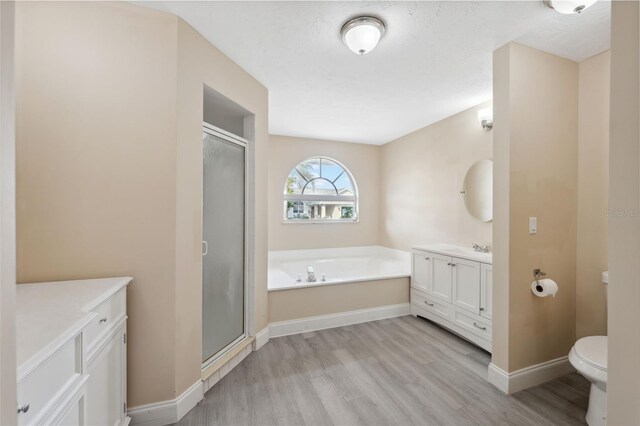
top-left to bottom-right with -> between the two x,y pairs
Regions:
140,1 -> 610,144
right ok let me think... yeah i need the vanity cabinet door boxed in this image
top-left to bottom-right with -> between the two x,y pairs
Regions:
452,257 -> 481,314
480,263 -> 493,320
430,253 -> 453,302
86,325 -> 126,426
411,251 -> 432,294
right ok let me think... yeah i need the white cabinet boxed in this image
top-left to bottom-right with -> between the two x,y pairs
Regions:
452,258 -> 481,314
85,288 -> 128,426
410,247 -> 491,352
86,326 -> 126,426
480,264 -> 493,320
430,253 -> 453,302
412,251 -> 453,302
16,337 -> 87,426
16,278 -> 130,426
59,400 -> 82,425
411,252 -> 431,294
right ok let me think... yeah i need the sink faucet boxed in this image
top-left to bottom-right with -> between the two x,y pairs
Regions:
306,266 -> 317,282
472,243 -> 491,253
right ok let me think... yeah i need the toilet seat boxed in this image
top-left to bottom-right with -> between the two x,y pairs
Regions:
574,336 -> 607,372
570,335 -> 608,392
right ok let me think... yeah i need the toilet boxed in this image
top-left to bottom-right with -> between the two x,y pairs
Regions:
569,271 -> 608,426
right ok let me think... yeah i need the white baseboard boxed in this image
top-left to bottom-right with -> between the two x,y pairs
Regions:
488,356 -> 575,394
487,362 -> 510,393
128,380 -> 203,426
268,303 -> 411,338
176,380 -> 204,420
254,326 -> 269,350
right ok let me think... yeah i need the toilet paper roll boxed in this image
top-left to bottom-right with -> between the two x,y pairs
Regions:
531,278 -> 559,298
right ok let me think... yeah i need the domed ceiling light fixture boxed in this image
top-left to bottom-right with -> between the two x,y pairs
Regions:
340,16 -> 386,55
543,0 -> 598,14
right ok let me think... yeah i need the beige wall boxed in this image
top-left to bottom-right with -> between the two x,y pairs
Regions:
576,51 -> 610,339
15,2 -> 268,407
268,135 -> 380,250
491,44 -> 511,370
493,43 -> 578,372
15,2 -> 179,406
268,278 -> 409,323
607,1 -> 640,424
174,18 -> 269,395
380,103 -> 493,252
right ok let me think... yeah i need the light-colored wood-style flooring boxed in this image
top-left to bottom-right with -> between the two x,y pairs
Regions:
176,315 -> 589,426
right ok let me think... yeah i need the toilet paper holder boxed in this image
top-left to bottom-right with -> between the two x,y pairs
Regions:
533,269 -> 547,291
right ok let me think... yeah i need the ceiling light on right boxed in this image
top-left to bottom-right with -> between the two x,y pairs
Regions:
543,0 -> 598,14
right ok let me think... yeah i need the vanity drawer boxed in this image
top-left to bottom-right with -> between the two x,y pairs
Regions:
84,289 -> 126,350
17,337 -> 79,425
411,289 -> 452,321
453,309 -> 492,341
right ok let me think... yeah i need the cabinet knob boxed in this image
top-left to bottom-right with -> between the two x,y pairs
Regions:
425,257 -> 430,260
17,404 -> 30,414
99,317 -> 107,324
424,300 -> 434,307
473,322 -> 487,331
480,307 -> 485,311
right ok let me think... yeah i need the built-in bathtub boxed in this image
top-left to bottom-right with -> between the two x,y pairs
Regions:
268,245 -> 411,291
267,246 -> 412,335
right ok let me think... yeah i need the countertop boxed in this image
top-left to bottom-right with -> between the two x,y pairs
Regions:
16,277 -> 132,381
413,243 -> 492,264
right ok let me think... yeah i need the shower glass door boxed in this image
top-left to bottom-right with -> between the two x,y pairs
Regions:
202,125 -> 247,365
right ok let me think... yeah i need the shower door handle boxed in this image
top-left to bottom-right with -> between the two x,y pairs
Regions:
202,241 -> 208,256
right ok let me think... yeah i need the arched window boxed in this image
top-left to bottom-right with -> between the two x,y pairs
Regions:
284,157 -> 358,222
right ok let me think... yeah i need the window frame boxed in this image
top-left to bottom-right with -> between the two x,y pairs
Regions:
283,156 -> 359,224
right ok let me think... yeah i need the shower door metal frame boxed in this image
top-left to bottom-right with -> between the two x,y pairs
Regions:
201,122 -> 253,370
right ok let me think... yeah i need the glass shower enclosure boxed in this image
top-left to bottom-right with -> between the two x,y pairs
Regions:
202,123 -> 248,366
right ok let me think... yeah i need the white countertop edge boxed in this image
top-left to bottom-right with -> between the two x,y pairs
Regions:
17,276 -> 133,381
17,276 -> 133,312
268,272 -> 410,292
80,276 -> 133,311
412,245 -> 492,264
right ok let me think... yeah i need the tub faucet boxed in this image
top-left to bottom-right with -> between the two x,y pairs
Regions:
306,266 -> 317,282
472,243 -> 491,253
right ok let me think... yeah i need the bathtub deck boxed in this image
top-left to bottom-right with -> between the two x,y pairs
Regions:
176,315 -> 589,426
268,246 -> 411,291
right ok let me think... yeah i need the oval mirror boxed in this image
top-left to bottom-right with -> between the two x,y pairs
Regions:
462,159 -> 493,222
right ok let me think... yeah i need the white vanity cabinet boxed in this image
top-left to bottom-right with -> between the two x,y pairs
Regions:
411,252 -> 453,302
480,263 -> 493,320
84,288 -> 128,426
411,245 -> 492,352
452,258 -> 481,314
16,278 -> 131,426
431,253 -> 454,302
411,251 -> 431,294
86,326 -> 126,425
16,337 -> 89,425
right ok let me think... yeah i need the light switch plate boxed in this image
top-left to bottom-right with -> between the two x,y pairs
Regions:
529,217 -> 537,234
